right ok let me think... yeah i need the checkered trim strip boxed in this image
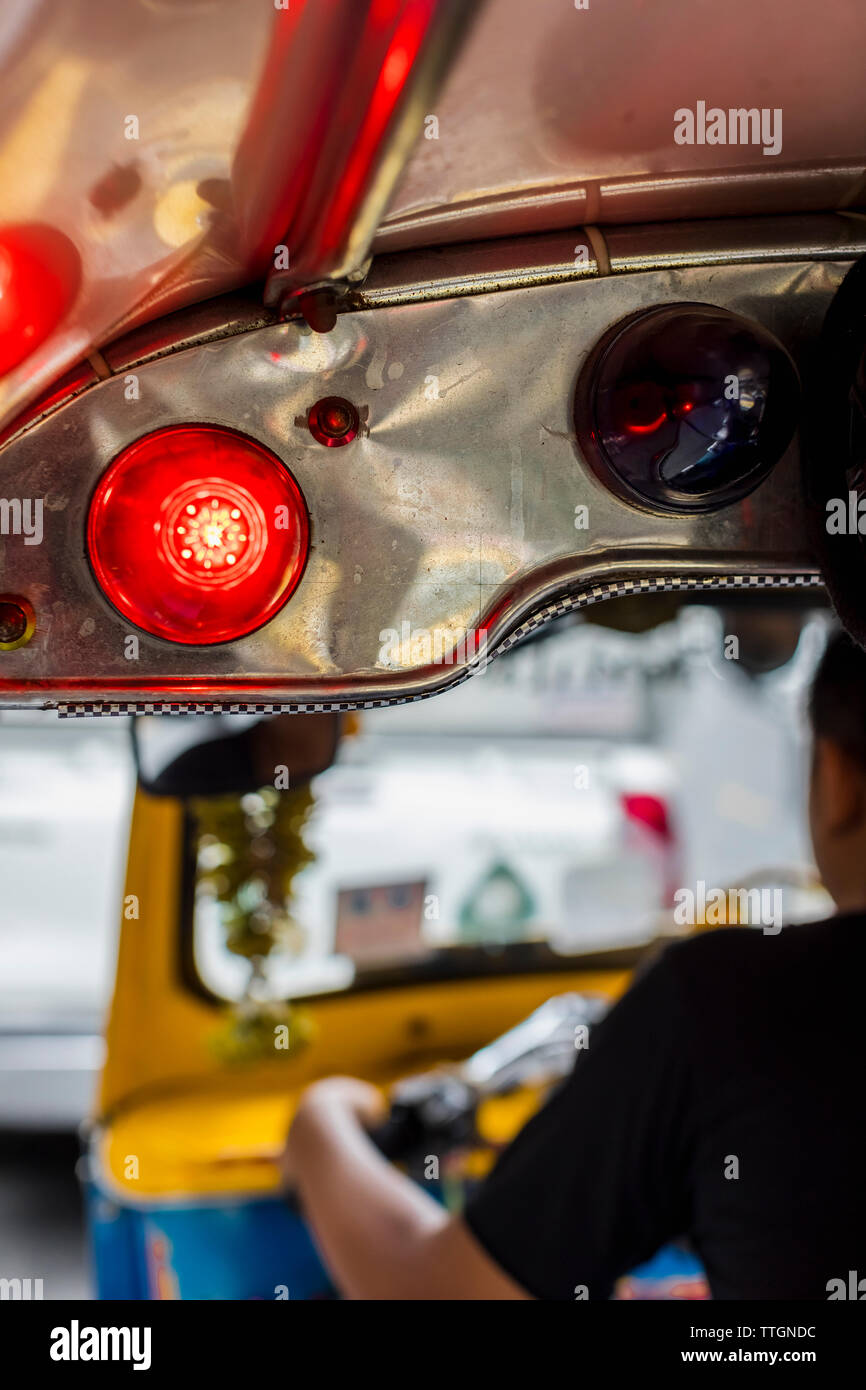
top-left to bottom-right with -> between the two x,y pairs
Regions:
492,571 -> 820,657
56,571 -> 821,718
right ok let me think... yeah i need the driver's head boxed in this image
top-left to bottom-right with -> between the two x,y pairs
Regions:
809,630 -> 866,910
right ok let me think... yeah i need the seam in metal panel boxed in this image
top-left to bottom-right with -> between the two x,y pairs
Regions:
55,571 -> 821,718
583,225 -> 611,277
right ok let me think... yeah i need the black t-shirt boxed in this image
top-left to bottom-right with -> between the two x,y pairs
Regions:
464,915 -> 866,1300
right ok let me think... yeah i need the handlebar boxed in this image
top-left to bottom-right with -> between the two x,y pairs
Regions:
368,1072 -> 479,1163
284,992 -> 608,1210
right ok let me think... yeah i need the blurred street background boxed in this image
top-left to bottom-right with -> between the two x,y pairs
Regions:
0,603 -> 832,1298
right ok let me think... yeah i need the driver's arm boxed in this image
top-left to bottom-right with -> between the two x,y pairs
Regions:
283,944 -> 694,1300
282,1077 -> 530,1300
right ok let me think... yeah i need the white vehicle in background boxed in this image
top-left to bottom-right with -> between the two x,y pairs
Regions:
0,713 -> 134,1128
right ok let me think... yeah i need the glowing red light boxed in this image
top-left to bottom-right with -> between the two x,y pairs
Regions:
625,411 -> 668,435
0,224 -> 81,376
163,482 -> 259,582
308,396 -> 359,446
381,45 -> 411,91
318,0 -> 436,258
618,379 -> 670,436
621,793 -> 673,843
87,426 -> 309,645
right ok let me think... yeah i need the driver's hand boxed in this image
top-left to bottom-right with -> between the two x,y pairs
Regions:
280,1077 -> 387,1188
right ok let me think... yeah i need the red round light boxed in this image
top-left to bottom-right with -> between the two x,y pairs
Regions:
307,396 -> 359,447
0,224 -> 81,376
87,426 -> 309,645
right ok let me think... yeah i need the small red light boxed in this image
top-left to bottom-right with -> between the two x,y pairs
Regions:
307,395 -> 359,447
0,596 -> 35,650
87,426 -> 309,645
621,793 -> 673,843
0,224 -> 81,376
619,380 -> 669,436
625,411 -> 668,435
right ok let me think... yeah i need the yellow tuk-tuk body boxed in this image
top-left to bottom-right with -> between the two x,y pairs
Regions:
86,784 -> 642,1299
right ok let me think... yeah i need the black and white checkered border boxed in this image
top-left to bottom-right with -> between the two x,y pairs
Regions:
492,571 -> 821,657
56,571 -> 821,718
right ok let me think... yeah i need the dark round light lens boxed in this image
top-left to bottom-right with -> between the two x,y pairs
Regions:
576,304 -> 800,513
0,597 -> 34,649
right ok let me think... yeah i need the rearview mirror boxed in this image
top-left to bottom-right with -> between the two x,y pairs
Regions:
133,711 -> 342,798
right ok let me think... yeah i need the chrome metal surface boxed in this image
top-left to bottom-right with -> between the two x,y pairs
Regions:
461,994 -> 609,1093
378,165 -> 866,255
360,215 -> 866,305
0,216 -> 853,712
261,0 -> 480,309
4,0 -> 864,439
380,0 -> 866,250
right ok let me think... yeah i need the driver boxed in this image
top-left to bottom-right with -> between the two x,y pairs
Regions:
281,629 -> 866,1300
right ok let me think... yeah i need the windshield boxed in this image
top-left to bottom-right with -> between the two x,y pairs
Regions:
188,600 -> 833,1003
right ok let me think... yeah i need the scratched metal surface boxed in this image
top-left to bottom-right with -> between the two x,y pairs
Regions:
0,222 -> 854,709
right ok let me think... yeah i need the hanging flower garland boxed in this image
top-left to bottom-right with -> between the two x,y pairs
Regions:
191,783 -> 317,1063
